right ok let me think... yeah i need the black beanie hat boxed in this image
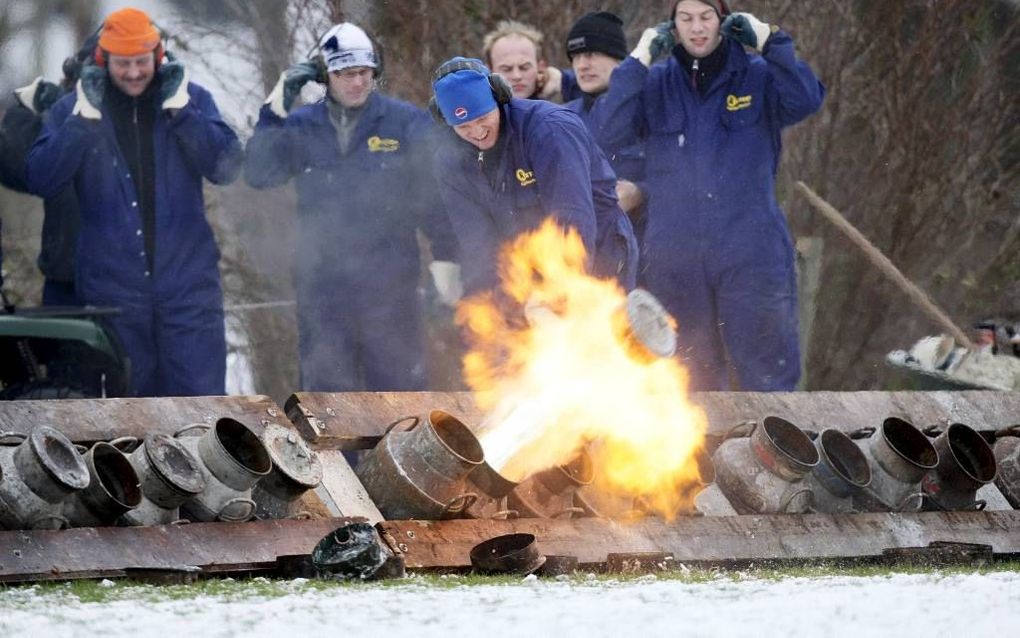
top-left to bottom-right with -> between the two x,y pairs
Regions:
566,12 -> 628,61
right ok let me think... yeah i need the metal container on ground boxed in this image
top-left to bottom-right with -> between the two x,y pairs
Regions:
355,410 -> 484,520
464,460 -> 519,519
852,417 -> 938,512
177,418 -> 273,522
922,423 -> 997,510
803,429 -> 872,514
713,417 -> 818,515
120,434 -> 206,526
993,427 -> 1020,509
507,448 -> 594,519
0,427 -> 89,529
64,441 -> 142,526
252,423 -> 323,519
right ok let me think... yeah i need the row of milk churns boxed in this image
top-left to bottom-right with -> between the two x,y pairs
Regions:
0,419 -> 322,530
712,416 -> 1020,515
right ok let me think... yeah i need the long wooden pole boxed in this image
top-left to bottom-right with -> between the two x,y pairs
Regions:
794,181 -> 974,349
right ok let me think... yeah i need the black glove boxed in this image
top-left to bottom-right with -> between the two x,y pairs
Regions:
265,61 -> 321,118
14,77 -> 63,115
721,13 -> 774,52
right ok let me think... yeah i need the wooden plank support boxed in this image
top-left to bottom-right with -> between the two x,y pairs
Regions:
0,518 -> 357,584
0,395 -> 296,443
286,390 -> 1020,449
379,511 -> 1020,569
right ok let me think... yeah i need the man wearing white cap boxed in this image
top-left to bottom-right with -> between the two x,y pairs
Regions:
245,23 -> 459,392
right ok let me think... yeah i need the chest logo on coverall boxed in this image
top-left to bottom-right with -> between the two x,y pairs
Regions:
726,94 -> 753,112
367,136 -> 401,152
516,168 -> 536,187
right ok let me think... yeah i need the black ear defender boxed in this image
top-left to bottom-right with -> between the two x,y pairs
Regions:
428,57 -> 512,123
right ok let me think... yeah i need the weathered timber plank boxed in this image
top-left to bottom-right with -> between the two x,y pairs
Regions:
0,395 -> 294,443
0,518 -> 356,583
316,450 -> 383,523
285,391 -> 1020,447
380,511 -> 1020,569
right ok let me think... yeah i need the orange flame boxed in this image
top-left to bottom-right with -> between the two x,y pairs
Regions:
456,219 -> 708,519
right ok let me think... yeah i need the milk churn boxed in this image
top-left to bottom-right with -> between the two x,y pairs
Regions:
120,434 -> 206,526
852,417 -> 938,512
252,423 -> 323,519
64,442 -> 142,527
355,410 -> 484,520
921,423 -> 997,510
176,418 -> 273,522
0,427 -> 89,530
713,417 -> 819,515
992,426 -> 1020,509
507,448 -> 594,519
802,429 -> 872,513
464,460 -> 520,519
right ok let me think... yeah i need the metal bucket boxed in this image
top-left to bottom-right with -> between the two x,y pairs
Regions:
993,426 -> 1020,509
121,434 -> 206,526
507,448 -> 595,519
804,429 -> 872,514
713,417 -> 818,514
177,419 -> 273,522
64,442 -> 142,527
355,410 -> 484,520
252,423 -> 323,519
0,427 -> 89,530
852,417 -> 938,512
922,423 -> 997,510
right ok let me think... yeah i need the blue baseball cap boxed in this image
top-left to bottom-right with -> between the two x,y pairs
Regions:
432,57 -> 498,126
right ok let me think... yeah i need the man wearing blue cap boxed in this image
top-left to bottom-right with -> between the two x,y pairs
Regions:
430,57 -> 638,296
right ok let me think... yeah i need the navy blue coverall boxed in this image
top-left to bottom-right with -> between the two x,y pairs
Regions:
245,92 -> 458,391
434,98 -> 638,296
595,32 -> 825,391
27,81 -> 241,396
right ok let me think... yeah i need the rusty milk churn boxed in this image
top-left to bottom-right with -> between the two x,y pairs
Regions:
176,418 -> 273,522
464,460 -> 520,519
921,422 -> 997,510
120,434 -> 207,526
507,448 -> 594,519
64,441 -> 142,527
992,426 -> 1020,509
0,427 -> 90,530
252,423 -> 323,519
802,429 -> 872,514
852,417 -> 938,512
355,410 -> 485,520
713,417 -> 819,515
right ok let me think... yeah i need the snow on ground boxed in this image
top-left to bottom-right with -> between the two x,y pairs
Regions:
2,571 -> 1019,637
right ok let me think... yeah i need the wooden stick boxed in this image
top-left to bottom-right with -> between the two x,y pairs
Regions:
794,181 -> 974,349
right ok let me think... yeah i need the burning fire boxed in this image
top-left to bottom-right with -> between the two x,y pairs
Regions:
456,219 -> 708,518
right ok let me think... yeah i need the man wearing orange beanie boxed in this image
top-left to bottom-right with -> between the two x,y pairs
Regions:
26,7 -> 242,397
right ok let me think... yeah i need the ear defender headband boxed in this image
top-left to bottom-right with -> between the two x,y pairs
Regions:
428,58 -> 512,124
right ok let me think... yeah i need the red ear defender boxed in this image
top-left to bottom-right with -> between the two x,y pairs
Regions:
94,45 -> 106,67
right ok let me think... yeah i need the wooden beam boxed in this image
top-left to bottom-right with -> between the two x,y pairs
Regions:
380,511 -> 1020,569
0,395 -> 294,443
0,518 -> 358,583
285,391 -> 1020,448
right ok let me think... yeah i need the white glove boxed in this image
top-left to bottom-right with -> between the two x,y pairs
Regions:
537,66 -> 563,101
631,22 -> 675,67
429,261 -> 463,307
721,13 -> 774,53
159,61 -> 190,111
71,78 -> 102,120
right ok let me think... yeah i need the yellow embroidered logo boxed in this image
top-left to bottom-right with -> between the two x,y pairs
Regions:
726,94 -> 753,111
367,136 -> 400,152
516,168 -> 536,187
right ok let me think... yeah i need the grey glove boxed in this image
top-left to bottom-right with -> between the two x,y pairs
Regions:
14,77 -> 63,115
721,13 -> 774,53
72,65 -> 106,120
265,61 -> 321,118
632,22 -> 676,67
158,60 -> 190,112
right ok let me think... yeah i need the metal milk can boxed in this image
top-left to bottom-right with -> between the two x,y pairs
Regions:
355,410 -> 484,520
176,418 -> 273,522
852,417 -> 938,512
507,448 -> 594,519
64,441 -> 142,527
713,417 -> 819,515
0,427 -> 90,530
921,422 -> 997,510
252,423 -> 323,519
803,429 -> 872,513
992,426 -> 1020,509
120,434 -> 207,526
